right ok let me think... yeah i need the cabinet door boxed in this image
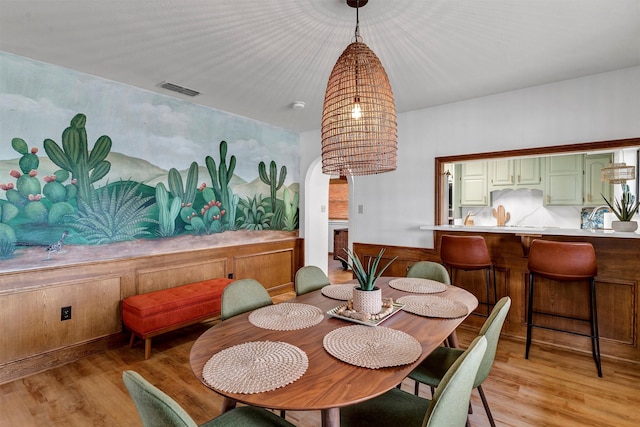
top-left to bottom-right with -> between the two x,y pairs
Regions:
490,159 -> 514,186
545,154 -> 583,205
584,154 -> 613,206
460,161 -> 488,206
516,158 -> 541,186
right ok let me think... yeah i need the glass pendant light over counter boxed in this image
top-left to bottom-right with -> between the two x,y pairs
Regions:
321,0 -> 397,176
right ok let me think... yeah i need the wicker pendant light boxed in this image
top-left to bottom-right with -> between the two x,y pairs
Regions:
601,162 -> 636,183
321,0 -> 397,176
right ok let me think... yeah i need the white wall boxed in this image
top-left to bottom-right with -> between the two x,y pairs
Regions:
300,66 -> 640,254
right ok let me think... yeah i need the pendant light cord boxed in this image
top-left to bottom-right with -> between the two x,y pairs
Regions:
354,0 -> 361,41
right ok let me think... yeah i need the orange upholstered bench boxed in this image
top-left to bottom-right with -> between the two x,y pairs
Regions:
122,277 -> 233,359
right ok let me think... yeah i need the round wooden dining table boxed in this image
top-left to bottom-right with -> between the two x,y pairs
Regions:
190,277 -> 478,427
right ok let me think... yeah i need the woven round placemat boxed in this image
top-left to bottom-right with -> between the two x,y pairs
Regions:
321,284 -> 354,301
389,278 -> 447,294
397,295 -> 468,318
323,325 -> 422,369
202,341 -> 308,394
248,303 -> 324,331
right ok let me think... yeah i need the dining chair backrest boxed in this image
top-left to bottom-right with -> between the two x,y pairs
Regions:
474,296 -> 511,387
220,279 -> 273,320
424,336 -> 487,427
295,265 -> 331,296
406,261 -> 451,284
123,370 -> 295,427
123,370 -> 197,427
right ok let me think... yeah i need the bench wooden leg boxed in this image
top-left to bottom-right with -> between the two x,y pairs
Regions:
144,338 -> 152,360
129,332 -> 136,349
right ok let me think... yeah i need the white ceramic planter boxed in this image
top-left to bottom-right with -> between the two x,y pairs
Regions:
351,286 -> 382,314
611,221 -> 638,232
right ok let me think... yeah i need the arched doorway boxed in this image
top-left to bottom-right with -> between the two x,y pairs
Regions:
303,157 -> 354,275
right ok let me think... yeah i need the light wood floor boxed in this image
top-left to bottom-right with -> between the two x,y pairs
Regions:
2,257 -> 639,427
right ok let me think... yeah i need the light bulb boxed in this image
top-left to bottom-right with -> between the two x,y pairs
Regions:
351,98 -> 362,119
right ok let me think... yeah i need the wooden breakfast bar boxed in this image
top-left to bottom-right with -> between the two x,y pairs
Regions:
419,225 -> 640,365
190,277 -> 478,427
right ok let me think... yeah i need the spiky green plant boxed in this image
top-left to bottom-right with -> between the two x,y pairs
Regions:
602,185 -> 640,221
237,195 -> 273,230
70,181 -> 156,244
0,223 -> 16,259
341,248 -> 397,291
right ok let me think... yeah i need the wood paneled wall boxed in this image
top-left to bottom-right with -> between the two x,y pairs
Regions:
0,237 -> 303,383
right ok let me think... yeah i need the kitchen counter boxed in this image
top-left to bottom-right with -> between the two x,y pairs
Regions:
420,224 -> 640,239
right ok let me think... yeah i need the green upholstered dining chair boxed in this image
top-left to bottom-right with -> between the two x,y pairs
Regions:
220,279 -> 273,321
340,336 -> 487,427
294,265 -> 331,296
408,296 -> 511,427
406,261 -> 451,284
122,370 -> 294,427
406,261 -> 456,346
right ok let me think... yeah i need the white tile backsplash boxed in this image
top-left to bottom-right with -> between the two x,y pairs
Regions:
460,188 -> 589,229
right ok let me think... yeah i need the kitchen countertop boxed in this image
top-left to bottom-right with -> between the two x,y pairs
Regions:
420,224 -> 640,239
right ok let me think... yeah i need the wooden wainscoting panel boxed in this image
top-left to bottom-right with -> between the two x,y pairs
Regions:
136,258 -> 228,294
234,249 -> 294,292
0,276 -> 122,364
596,278 -> 636,345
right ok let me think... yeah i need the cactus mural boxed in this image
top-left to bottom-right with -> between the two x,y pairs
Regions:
43,113 -> 112,201
0,110 -> 299,262
258,160 -> 286,214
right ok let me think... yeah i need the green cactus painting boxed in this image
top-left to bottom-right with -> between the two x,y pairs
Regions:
43,113 -> 112,201
205,140 -> 236,226
258,160 -> 286,214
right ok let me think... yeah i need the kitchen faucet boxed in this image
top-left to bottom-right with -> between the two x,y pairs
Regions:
587,205 -> 609,229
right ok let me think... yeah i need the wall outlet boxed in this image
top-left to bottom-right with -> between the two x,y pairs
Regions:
61,306 -> 72,321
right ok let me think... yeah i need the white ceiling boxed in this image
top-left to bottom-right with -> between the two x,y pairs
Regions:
1,0 -> 639,133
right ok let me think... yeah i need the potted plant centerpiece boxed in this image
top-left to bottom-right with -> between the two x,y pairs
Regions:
342,248 -> 397,314
602,185 -> 639,232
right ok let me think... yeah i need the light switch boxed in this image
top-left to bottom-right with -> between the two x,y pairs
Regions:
321,205 -> 326,213
358,205 -> 364,214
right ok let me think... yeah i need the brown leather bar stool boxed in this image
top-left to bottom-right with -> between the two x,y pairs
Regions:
526,239 -> 602,377
440,235 -> 496,317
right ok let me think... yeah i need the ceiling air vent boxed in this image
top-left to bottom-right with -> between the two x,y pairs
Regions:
157,81 -> 200,97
